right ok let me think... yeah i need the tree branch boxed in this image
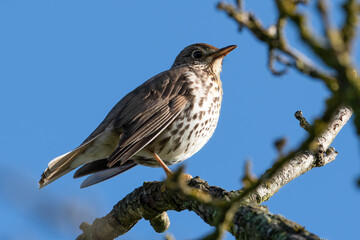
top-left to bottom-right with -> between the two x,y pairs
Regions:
77,177 -> 320,240
77,106 -> 351,239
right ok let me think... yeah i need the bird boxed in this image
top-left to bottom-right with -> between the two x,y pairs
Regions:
39,43 -> 236,189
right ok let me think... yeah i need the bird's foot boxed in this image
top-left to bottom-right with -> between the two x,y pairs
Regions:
180,173 -> 192,181
166,171 -> 192,182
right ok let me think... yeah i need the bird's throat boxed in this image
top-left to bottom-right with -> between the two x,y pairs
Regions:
211,58 -> 223,76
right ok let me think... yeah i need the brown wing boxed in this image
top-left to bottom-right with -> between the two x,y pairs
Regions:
83,67 -> 192,167
108,95 -> 188,166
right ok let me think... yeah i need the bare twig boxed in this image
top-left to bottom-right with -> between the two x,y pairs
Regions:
241,159 -> 257,188
274,137 -> 288,157
268,48 -> 291,75
244,106 -> 352,203
341,0 -> 358,52
295,111 -> 312,132
217,2 -> 339,91
317,0 -> 344,54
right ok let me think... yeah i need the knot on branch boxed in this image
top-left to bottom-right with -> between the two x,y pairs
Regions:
148,212 -> 170,233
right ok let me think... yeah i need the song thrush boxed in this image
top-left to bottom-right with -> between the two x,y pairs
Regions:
39,43 -> 236,188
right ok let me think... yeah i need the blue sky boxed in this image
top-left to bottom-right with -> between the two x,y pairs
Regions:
0,0 -> 359,239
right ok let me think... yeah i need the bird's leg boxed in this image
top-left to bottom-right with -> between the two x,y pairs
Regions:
147,150 -> 192,180
148,150 -> 173,178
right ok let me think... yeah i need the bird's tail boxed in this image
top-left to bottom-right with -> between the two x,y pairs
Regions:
38,139 -> 97,189
73,159 -> 137,188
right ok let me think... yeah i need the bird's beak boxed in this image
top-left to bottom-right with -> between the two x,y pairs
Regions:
210,45 -> 237,59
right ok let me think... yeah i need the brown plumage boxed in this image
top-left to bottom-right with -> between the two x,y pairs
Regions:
39,43 -> 236,188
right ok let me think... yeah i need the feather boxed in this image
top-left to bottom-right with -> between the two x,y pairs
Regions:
80,161 -> 137,188
39,136 -> 100,188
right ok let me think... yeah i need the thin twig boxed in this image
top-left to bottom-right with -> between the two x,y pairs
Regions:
241,159 -> 257,189
341,0 -> 358,52
217,2 -> 339,91
295,111 -> 312,132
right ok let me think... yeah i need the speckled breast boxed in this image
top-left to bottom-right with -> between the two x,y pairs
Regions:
133,70 -> 223,167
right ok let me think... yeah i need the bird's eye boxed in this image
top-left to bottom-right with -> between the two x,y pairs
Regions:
192,50 -> 203,59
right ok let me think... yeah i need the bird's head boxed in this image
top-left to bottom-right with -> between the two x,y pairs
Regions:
171,43 -> 236,75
